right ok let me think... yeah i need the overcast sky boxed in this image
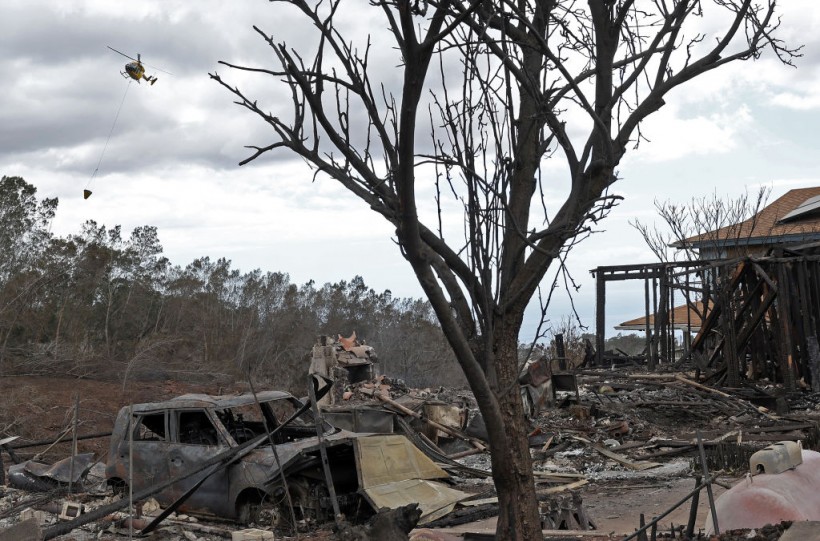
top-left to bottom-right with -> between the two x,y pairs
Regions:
3,0 -> 820,342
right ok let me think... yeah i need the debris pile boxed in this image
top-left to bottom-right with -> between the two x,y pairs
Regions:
2,349 -> 820,540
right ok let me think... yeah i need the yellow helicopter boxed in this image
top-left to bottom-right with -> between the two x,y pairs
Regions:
107,46 -> 169,85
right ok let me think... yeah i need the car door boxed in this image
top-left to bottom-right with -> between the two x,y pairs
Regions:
114,410 -> 171,499
167,408 -> 234,517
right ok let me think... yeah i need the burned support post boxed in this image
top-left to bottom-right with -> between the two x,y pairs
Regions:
697,430 -> 719,535
797,261 -> 813,350
810,260 -> 820,391
797,262 -> 817,389
669,270 -> 676,363
719,265 -> 740,387
685,475 -> 701,539
776,263 -> 798,392
650,276 -> 659,369
644,277 -> 652,364
596,270 -> 606,367
655,271 -> 668,365
555,333 -> 566,370
808,336 -> 820,393
308,375 -> 343,526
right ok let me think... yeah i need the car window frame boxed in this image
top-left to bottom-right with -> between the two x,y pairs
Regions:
171,408 -> 224,446
130,409 -> 169,443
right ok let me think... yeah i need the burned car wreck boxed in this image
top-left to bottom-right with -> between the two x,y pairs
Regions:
105,389 -> 467,529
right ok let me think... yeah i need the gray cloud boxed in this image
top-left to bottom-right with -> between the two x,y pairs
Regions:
4,0 -> 820,339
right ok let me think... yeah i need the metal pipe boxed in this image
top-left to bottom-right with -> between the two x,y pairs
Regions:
8,432 -> 112,450
68,393 -> 80,495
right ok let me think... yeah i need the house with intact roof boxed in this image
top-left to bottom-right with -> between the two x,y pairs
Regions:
674,187 -> 820,259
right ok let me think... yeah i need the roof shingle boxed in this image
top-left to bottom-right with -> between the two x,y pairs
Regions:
682,187 -> 820,246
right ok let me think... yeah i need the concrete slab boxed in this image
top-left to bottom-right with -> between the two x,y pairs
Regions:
231,528 -> 275,541
779,521 -> 820,541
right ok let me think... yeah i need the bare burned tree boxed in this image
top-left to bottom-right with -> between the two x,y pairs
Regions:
212,1 -> 797,538
633,187 -> 772,262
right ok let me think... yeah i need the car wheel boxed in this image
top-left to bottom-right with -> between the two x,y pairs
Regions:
236,489 -> 277,526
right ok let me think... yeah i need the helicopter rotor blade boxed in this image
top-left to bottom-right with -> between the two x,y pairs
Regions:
107,46 -> 138,62
146,64 -> 174,76
108,46 -> 173,76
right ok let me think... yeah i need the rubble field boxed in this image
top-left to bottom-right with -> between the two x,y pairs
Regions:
1,369 -> 819,540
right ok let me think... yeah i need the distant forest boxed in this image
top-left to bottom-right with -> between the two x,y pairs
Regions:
0,176 -> 464,391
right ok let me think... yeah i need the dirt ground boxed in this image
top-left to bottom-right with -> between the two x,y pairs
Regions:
580,476 -> 728,535
0,375 -> 247,460
0,375 -> 816,540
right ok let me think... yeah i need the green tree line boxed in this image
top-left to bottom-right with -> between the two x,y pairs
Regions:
0,176 -> 463,390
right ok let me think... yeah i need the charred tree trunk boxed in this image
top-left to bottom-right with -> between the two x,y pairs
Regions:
489,325 -> 540,539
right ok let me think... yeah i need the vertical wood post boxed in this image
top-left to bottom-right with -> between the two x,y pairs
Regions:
776,263 -> 797,391
720,265 -> 740,387
596,270 -> 606,367
644,277 -> 652,362
68,393 -> 79,495
650,276 -> 658,370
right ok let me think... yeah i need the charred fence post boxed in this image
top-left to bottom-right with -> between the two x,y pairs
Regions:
685,474 -> 701,539
637,514 -> 648,541
696,430 -> 719,536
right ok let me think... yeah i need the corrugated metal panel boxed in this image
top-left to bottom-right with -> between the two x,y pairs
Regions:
354,434 -> 447,489
361,478 -> 470,524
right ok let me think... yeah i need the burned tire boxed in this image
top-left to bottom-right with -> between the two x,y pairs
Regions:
236,488 -> 285,527
269,501 -> 294,530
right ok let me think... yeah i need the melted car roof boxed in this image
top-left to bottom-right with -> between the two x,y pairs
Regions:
126,390 -> 295,412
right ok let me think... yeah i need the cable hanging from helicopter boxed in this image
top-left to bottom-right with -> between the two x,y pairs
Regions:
84,77 -> 130,200
84,48 -> 172,200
